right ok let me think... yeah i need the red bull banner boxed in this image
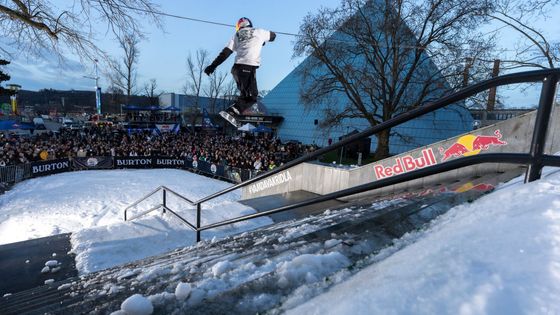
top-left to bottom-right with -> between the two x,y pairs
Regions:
373,130 -> 509,180
374,148 -> 437,180
439,130 -> 507,161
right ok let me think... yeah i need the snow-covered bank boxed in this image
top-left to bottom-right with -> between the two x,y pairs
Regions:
0,169 -> 272,273
287,169 -> 560,314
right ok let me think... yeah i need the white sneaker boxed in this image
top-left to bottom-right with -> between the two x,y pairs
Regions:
230,105 -> 240,115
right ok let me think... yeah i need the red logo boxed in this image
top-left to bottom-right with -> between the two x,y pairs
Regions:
439,130 -> 507,162
374,148 -> 437,180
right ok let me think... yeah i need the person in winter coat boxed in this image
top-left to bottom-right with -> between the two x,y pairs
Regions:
204,17 -> 276,115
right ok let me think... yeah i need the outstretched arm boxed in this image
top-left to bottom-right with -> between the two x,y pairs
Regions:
204,48 -> 233,75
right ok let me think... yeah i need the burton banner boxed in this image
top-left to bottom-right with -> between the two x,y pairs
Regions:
30,159 -> 71,177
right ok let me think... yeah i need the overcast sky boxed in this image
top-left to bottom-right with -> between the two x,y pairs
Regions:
2,1 -> 560,108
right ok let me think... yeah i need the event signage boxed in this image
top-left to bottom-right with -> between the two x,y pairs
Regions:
30,159 -> 70,177
155,124 -> 180,134
373,148 -> 437,180
248,170 -> 292,194
114,156 -> 186,169
154,158 -> 185,168
73,157 -> 113,169
114,157 -> 153,168
185,159 -> 226,177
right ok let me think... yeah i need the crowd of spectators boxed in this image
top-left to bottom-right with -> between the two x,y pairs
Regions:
0,125 -> 318,171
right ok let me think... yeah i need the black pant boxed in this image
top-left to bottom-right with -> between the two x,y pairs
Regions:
231,64 -> 258,106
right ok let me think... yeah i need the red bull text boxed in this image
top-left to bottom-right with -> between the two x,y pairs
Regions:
374,148 -> 437,180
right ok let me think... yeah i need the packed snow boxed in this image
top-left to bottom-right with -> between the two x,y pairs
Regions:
0,169 -> 272,273
2,165 -> 560,313
287,168 -> 560,314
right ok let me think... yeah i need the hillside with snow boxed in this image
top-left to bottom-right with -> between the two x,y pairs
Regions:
0,169 -> 271,273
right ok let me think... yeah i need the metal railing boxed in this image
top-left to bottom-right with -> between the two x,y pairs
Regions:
124,185 -> 199,231
125,69 -> 560,242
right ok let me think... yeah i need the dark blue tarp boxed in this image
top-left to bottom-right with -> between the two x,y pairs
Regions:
161,105 -> 181,112
122,105 -> 162,111
0,120 -> 19,130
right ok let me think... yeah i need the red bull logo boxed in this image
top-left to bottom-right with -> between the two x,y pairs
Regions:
374,148 -> 437,179
439,130 -> 507,162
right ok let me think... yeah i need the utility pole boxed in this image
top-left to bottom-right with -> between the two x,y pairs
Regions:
84,59 -> 101,115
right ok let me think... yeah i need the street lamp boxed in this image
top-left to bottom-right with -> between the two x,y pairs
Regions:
83,59 -> 101,115
7,84 -> 21,115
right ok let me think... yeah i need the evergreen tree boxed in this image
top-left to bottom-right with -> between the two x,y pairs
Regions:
0,59 -> 14,96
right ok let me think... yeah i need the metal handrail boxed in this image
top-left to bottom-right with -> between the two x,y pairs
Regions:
124,69 -> 560,242
123,186 -> 197,231
198,153 -> 560,231
124,185 -> 165,217
159,185 -> 195,205
192,69 -> 560,206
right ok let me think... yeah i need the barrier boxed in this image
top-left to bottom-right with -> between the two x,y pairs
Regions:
0,156 -> 262,186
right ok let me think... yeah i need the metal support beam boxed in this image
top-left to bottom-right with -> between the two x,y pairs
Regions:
196,203 -> 201,243
526,74 -> 559,182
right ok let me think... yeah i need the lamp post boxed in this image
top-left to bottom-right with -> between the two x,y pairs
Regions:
7,84 -> 21,115
84,59 -> 101,115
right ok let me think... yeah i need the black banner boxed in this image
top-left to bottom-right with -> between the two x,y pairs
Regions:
30,159 -> 71,177
73,156 -> 113,170
153,157 -> 185,169
114,156 -> 154,169
185,159 -> 225,178
114,156 -> 185,169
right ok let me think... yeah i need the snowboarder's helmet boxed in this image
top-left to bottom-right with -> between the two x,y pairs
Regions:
236,17 -> 252,31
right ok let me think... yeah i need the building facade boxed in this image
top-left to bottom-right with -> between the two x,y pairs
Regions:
262,1 -> 473,155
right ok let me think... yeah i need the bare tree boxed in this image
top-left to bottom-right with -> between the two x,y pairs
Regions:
109,33 -> 141,104
184,49 -> 209,132
0,0 -> 160,62
295,0 -> 495,160
486,0 -> 560,70
203,71 -> 231,114
143,78 -> 160,106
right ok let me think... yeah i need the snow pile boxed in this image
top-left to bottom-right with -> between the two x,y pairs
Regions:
287,169 -> 560,314
174,282 -> 192,301
0,169 -> 272,273
276,252 -> 350,288
117,294 -> 153,315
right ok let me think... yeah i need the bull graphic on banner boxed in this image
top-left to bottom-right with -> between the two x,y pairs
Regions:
439,130 -> 507,162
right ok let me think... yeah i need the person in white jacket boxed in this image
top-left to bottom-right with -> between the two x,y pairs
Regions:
204,17 -> 276,115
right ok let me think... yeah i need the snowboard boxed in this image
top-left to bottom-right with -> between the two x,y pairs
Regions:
219,110 -> 240,128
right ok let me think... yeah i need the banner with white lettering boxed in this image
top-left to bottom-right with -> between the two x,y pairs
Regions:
114,156 -> 186,169
73,156 -> 113,170
114,156 -> 154,169
30,159 -> 71,177
153,157 -> 185,169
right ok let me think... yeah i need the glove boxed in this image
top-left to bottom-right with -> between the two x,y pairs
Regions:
204,65 -> 216,76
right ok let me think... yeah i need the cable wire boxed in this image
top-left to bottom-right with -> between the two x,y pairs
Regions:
118,3 -> 541,54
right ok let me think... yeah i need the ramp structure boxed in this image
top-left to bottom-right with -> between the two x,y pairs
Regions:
1,175 -> 503,314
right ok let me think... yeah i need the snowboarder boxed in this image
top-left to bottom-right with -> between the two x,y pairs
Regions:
204,17 -> 276,123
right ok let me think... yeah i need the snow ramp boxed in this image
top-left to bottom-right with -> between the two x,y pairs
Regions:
0,177 -> 501,314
